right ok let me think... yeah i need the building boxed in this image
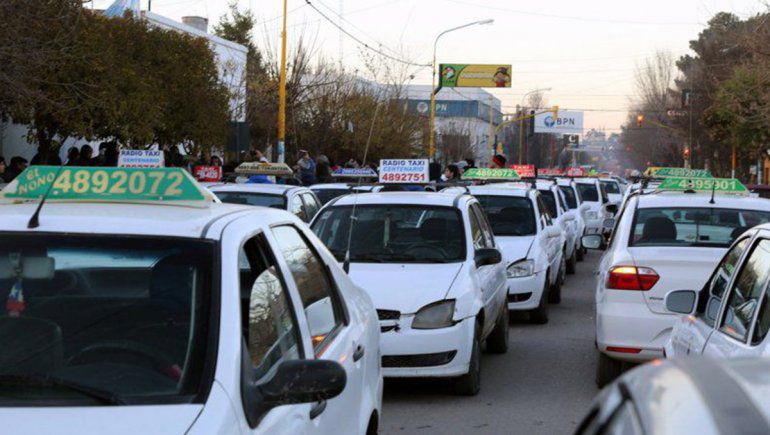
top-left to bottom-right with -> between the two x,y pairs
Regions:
0,4 -> 247,162
404,85 -> 503,167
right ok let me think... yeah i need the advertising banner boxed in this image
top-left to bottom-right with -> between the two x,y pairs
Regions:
538,168 -> 565,176
439,64 -> 512,88
534,111 -> 584,135
194,166 -> 222,182
379,159 -> 429,183
509,164 -> 535,178
118,149 -> 164,168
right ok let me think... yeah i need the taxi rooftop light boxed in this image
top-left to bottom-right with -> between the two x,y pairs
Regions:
0,166 -> 212,209
461,168 -> 521,182
235,162 -> 294,177
654,177 -> 748,196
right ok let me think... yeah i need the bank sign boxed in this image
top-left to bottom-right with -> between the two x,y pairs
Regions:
409,100 -> 503,124
534,111 -> 584,135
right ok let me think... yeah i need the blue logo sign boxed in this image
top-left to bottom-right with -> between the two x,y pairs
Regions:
544,116 -> 555,127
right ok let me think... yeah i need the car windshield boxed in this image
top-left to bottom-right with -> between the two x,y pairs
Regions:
475,195 -> 537,236
601,181 -> 621,194
630,207 -> 770,248
576,183 -> 599,202
312,205 -> 465,263
215,191 -> 286,209
0,234 -> 214,405
311,188 -> 350,205
559,186 -> 578,209
538,190 -> 558,217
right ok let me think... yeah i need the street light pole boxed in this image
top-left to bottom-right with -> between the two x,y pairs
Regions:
517,87 -> 551,164
277,0 -> 288,163
429,19 -> 493,161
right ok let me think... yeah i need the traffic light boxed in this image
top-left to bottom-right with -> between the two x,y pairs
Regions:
636,114 -> 644,128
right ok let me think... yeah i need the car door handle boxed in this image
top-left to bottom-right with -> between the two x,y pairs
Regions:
310,400 -> 327,419
353,344 -> 365,362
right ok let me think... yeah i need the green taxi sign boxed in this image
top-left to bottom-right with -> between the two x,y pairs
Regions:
651,167 -> 713,179
462,168 -> 520,181
1,166 -> 210,206
656,177 -> 748,194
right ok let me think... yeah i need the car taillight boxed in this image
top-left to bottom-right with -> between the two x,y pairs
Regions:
606,266 -> 659,291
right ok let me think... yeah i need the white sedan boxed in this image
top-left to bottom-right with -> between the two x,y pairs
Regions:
584,186 -> 770,387
537,179 -> 579,275
210,183 -> 322,223
311,191 -> 509,395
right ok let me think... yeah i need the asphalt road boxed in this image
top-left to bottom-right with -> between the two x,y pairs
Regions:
381,251 -> 601,435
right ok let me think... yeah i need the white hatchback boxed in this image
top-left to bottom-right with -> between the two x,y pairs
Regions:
210,183 -> 323,223
311,191 -> 509,395
537,180 -> 579,275
585,189 -> 770,387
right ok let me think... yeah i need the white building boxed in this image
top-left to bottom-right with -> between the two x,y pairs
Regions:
0,8 -> 247,162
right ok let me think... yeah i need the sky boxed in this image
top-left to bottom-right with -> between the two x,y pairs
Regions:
93,0 -> 767,133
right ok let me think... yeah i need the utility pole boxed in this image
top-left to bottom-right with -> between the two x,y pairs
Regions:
277,0 -> 288,163
148,0 -> 151,11
489,95 -> 495,160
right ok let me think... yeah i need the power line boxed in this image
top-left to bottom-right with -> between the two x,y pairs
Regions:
304,0 -> 429,67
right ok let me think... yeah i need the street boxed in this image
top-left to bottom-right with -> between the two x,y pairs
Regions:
381,252 -> 600,435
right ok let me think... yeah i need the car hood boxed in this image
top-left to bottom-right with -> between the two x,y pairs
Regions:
0,404 -> 202,435
347,263 -> 464,314
496,235 -> 536,264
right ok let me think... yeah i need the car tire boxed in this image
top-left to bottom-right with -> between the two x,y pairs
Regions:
595,352 -> 623,388
576,244 -> 585,262
529,282 -> 549,324
549,260 -> 564,304
566,249 -> 577,274
454,322 -> 482,396
485,307 -> 509,354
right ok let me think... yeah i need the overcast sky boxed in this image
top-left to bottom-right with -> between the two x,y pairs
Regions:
95,0 -> 766,133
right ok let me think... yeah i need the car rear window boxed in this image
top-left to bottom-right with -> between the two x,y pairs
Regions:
577,183 -> 599,202
559,186 -> 578,209
538,190 -> 558,217
475,195 -> 537,236
215,192 -> 286,209
629,207 -> 770,248
601,181 -> 621,194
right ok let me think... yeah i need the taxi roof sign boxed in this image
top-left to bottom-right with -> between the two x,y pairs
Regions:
332,167 -> 378,178
462,168 -> 520,181
646,167 -> 713,179
235,162 -> 293,177
655,177 -> 748,195
0,166 -> 212,207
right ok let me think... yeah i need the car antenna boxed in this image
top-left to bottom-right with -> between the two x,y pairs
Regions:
343,97 -> 382,274
709,181 -> 716,204
28,164 -> 65,229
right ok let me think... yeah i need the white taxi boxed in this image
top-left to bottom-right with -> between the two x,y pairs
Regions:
537,179 -> 579,275
584,177 -> 770,387
556,177 -> 590,262
665,222 -> 770,359
310,191 -> 508,395
311,183 -> 383,205
0,166 -> 382,434
210,183 -> 322,223
599,177 -> 623,205
574,177 -> 614,235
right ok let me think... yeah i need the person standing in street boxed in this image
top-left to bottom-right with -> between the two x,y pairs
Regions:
443,164 -> 460,183
3,157 -> 28,183
297,150 -> 316,185
65,147 -> 80,166
316,154 -> 332,183
253,149 -> 269,163
491,154 -> 507,169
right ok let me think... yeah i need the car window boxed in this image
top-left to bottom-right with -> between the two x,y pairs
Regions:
557,190 -> 568,212
601,180 -> 621,195
719,239 -> 770,342
468,206 -> 487,249
599,183 -> 610,203
302,193 -> 320,220
240,235 -> 301,379
538,190 -> 558,218
697,237 -> 750,327
272,225 -> 345,354
577,183 -> 599,202
536,195 -> 553,228
216,192 -> 286,209
471,203 -> 495,248
752,294 -> 770,345
475,195 -> 537,236
559,186 -> 578,209
629,207 -> 770,248
290,194 -> 307,221
312,188 -> 349,205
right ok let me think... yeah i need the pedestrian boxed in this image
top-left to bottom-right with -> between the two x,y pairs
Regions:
80,145 -> 95,166
103,143 -> 119,167
3,157 -> 28,183
464,158 -> 476,169
253,149 -> 269,163
456,160 -> 468,174
166,145 -> 184,168
297,150 -> 316,185
66,147 -> 80,166
443,164 -> 460,182
0,157 -> 6,179
429,161 -> 442,182
210,155 -> 223,166
491,154 -> 507,169
316,154 -> 332,182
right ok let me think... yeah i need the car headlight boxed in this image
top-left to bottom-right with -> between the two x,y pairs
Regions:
507,259 -> 535,278
412,300 -> 456,329
586,211 -> 599,220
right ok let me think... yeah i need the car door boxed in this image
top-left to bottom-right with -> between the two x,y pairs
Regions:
670,236 -> 752,356
238,235 -> 313,434
470,202 -> 506,326
536,194 -> 559,281
705,238 -> 770,358
468,203 -> 498,335
268,224 -> 367,433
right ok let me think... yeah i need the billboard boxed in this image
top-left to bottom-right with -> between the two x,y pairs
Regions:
534,111 -> 584,135
439,64 -> 511,88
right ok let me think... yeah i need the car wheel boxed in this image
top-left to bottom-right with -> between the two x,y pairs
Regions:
529,282 -> 549,324
566,249 -> 577,274
576,244 -> 585,262
595,352 -> 623,388
549,260 -> 564,304
454,322 -> 482,396
485,307 -> 509,354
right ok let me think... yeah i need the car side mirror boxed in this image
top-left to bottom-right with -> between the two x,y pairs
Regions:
582,234 -> 606,250
475,248 -> 502,267
579,203 -> 590,213
665,290 -> 698,315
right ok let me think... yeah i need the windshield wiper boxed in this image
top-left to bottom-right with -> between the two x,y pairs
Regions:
0,374 -> 126,405
350,254 -> 386,263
